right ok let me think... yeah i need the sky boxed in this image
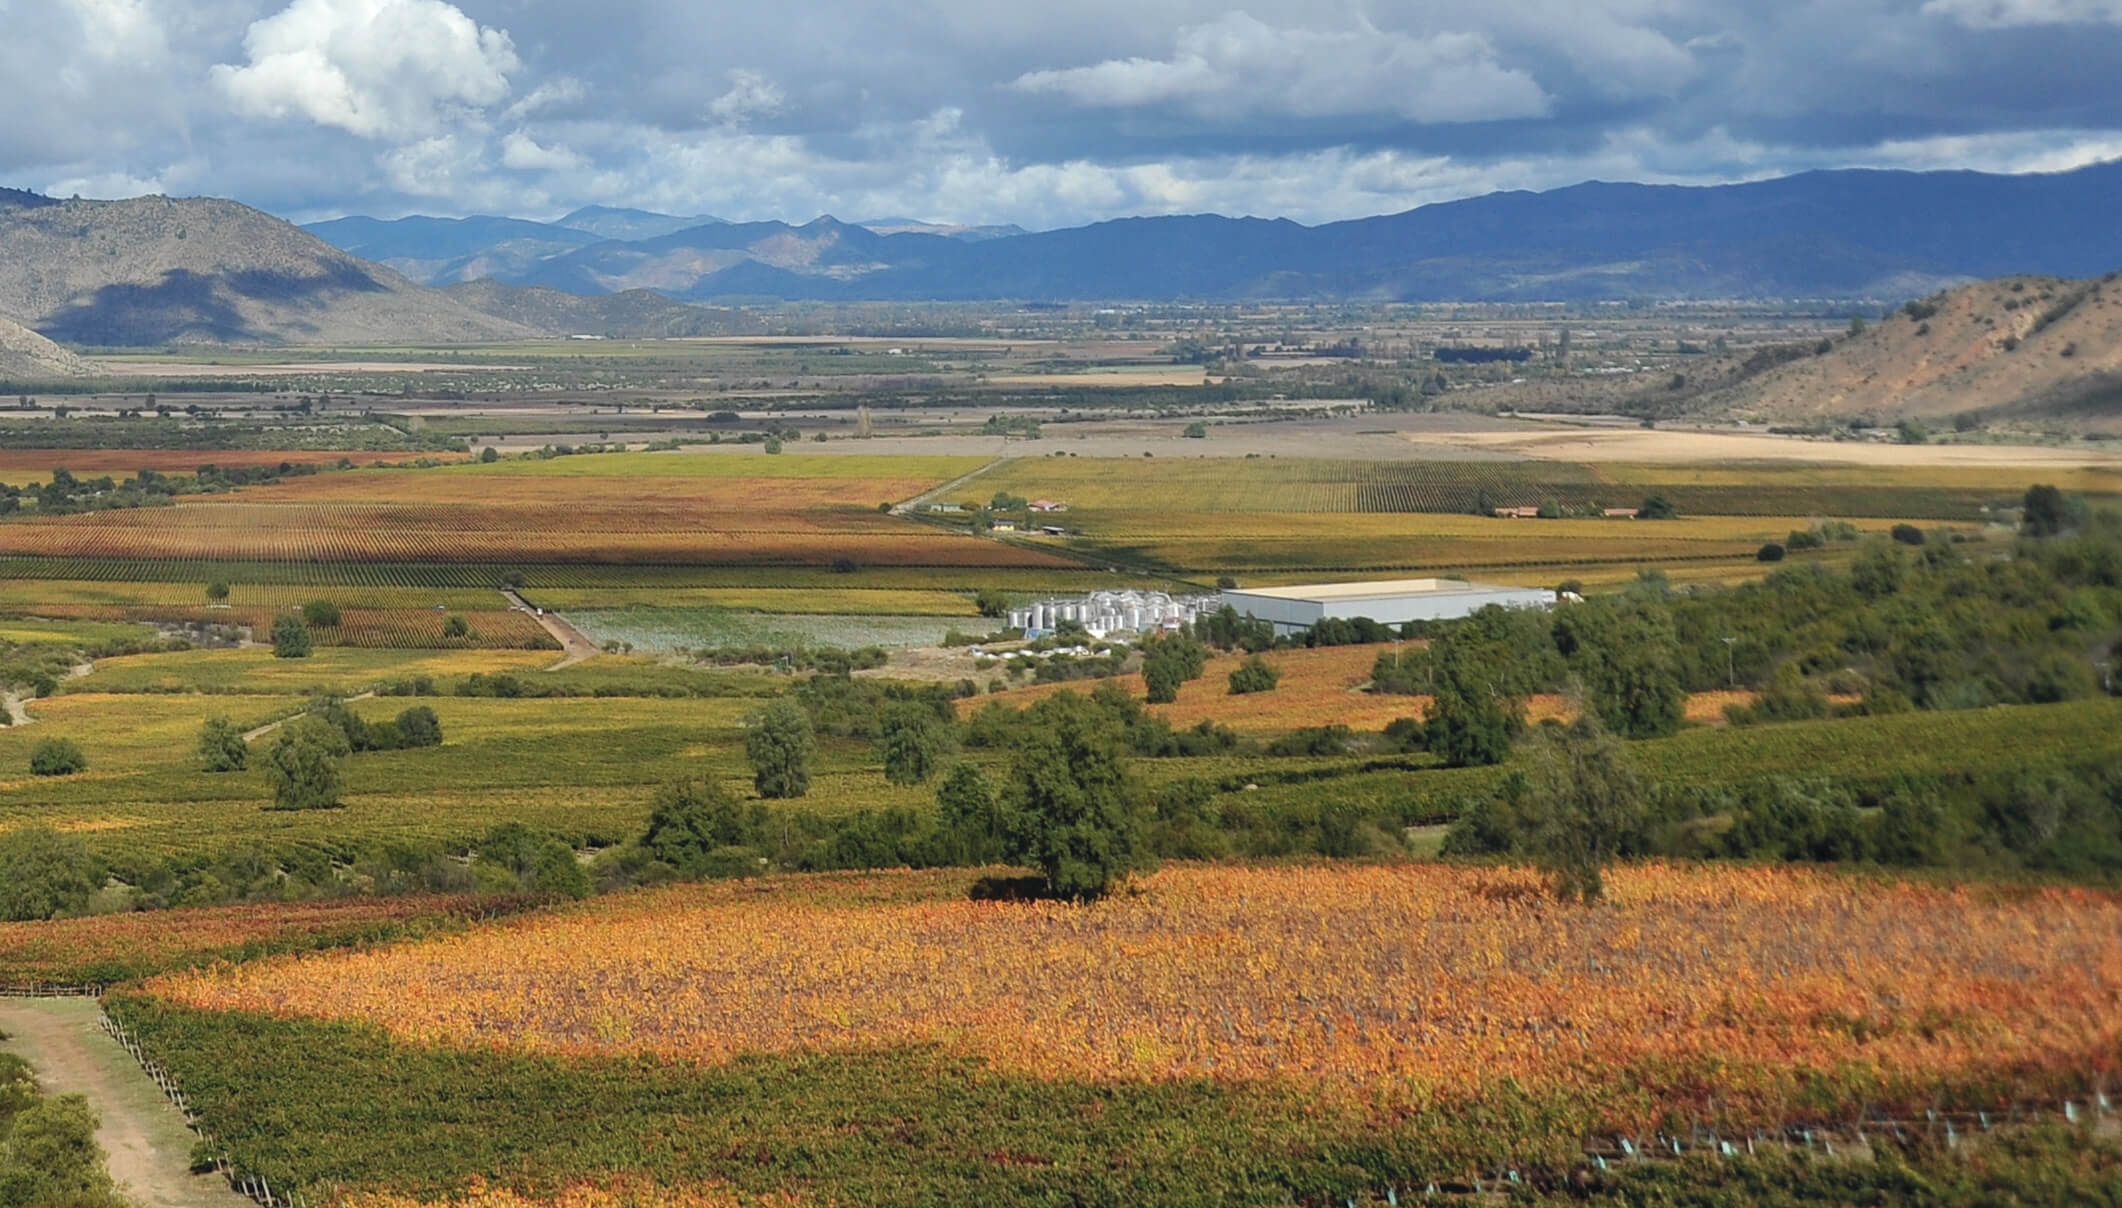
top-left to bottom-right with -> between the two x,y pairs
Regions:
5,0 -> 2122,229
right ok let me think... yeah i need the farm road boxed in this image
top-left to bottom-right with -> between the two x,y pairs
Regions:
892,456 -> 1014,515
242,692 -> 373,742
503,589 -> 598,668
0,998 -> 249,1207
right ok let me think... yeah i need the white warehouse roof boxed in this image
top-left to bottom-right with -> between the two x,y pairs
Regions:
1218,578 -> 1554,634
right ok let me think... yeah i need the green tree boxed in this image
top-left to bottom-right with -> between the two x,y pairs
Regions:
197,715 -> 248,771
1226,654 -> 1281,695
936,761 -> 1004,863
974,587 -> 1010,618
28,738 -> 86,777
442,615 -> 471,639
271,614 -> 312,659
0,826 -> 102,921
879,701 -> 953,786
1141,633 -> 1208,703
745,699 -> 816,799
1422,606 -> 1546,767
1143,655 -> 1184,704
302,599 -> 341,627
263,723 -> 343,810
639,779 -> 749,874
999,691 -> 1153,900
0,1092 -> 128,1208
1635,494 -> 1678,520
205,580 -> 230,603
2022,483 -> 2076,537
479,445 -> 500,463
534,842 -> 592,899
395,705 -> 443,748
1520,713 -> 1643,902
1182,421 -> 1208,438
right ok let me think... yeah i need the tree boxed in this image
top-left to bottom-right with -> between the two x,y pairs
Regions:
1890,523 -> 1926,546
1141,633 -> 1209,703
272,614 -> 312,659
641,779 -> 748,874
534,842 -> 592,899
745,699 -> 816,799
28,738 -> 86,777
1520,713 -> 1643,903
302,599 -> 341,627
879,702 -> 952,786
205,580 -> 230,603
1227,654 -> 1281,695
1635,494 -> 1678,520
0,826 -> 102,921
197,716 -> 248,771
2022,484 -> 2075,537
0,1092 -> 128,1208
479,445 -> 500,463
1182,421 -> 1208,438
999,692 -> 1153,900
263,724 -> 343,810
442,615 -> 471,639
936,762 -> 1004,863
1143,655 -> 1184,705
395,705 -> 443,748
1757,541 -> 1785,562
974,587 -> 1010,618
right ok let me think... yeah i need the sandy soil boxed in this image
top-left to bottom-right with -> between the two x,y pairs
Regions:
1427,426 -> 2122,467
0,998 -> 248,1207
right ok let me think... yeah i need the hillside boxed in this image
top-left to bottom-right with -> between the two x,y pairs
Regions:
441,281 -> 755,338
0,192 -> 536,345
1689,273 -> 2122,430
0,314 -> 88,378
301,161 -> 2122,302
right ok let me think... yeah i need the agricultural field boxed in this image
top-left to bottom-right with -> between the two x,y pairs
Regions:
568,608 -> 974,653
106,862 -> 2122,1205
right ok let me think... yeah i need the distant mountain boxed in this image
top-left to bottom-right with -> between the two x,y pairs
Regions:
0,314 -> 88,378
0,191 -> 534,345
303,161 -> 2122,302
302,214 -> 601,286
853,217 -> 1029,242
441,280 -> 751,338
555,205 -> 723,242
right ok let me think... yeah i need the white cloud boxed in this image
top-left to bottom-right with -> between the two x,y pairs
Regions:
502,76 -> 587,122
210,0 -> 521,140
501,130 -> 585,172
708,68 -> 785,124
1012,11 -> 1550,124
1921,0 -> 2122,26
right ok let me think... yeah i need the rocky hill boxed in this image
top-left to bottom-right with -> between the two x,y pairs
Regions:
1689,272 -> 2122,431
441,281 -> 755,338
0,314 -> 88,378
0,192 -> 536,345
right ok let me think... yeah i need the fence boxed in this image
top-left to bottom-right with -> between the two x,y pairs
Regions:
0,982 -> 107,998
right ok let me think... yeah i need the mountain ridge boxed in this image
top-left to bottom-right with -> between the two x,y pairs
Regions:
298,161 -> 2122,302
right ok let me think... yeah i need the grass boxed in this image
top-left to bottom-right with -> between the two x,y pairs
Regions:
567,608 -> 976,652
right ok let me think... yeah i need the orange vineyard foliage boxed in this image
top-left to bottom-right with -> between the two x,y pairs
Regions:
153,864 -> 2122,1129
341,1176 -> 782,1208
968,643 -> 1751,732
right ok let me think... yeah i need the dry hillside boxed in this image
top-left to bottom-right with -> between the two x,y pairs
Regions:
0,314 -> 88,378
1696,273 -> 2122,431
0,192 -> 536,346
441,281 -> 757,338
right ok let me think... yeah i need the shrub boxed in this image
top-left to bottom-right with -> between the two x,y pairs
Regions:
879,702 -> 953,786
640,780 -> 749,875
745,699 -> 816,799
441,615 -> 471,639
0,826 -> 102,921
479,446 -> 500,463
205,580 -> 230,603
1890,523 -> 1927,546
302,600 -> 341,628
28,738 -> 86,777
1635,494 -> 1678,520
271,614 -> 312,659
263,725 -> 343,810
1263,724 -> 1353,757
197,716 -> 248,771
1785,529 -> 1824,551
395,706 -> 443,748
1757,542 -> 1786,562
1227,655 -> 1281,695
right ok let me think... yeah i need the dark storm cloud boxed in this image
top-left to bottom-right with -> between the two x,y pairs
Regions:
2,0 -> 2119,226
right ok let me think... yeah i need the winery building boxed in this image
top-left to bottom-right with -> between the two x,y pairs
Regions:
1217,578 -> 1555,636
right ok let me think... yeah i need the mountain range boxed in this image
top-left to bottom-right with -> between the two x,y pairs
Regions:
301,162 -> 2122,303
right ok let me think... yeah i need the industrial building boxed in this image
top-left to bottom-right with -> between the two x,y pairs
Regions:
1217,578 -> 1555,635
1008,590 -> 1213,639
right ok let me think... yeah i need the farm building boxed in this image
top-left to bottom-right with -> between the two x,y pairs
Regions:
1218,578 -> 1555,636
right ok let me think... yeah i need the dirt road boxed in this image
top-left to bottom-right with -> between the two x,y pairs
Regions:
0,998 -> 247,1207
502,589 -> 599,669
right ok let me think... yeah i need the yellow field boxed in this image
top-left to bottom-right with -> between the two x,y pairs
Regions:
149,863 -> 2122,1124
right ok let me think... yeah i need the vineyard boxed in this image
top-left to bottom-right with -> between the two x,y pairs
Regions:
113,863 -> 2122,1205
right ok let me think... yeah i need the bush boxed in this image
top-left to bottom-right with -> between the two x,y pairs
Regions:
271,614 -> 312,659
302,600 -> 341,627
28,738 -> 86,777
205,580 -> 230,603
879,702 -> 952,786
1227,655 -> 1281,695
0,826 -> 102,921
1756,542 -> 1785,562
479,446 -> 500,463
1785,528 -> 1824,551
1263,724 -> 1353,757
395,706 -> 443,748
1635,494 -> 1678,520
1890,523 -> 1926,546
745,699 -> 816,799
197,716 -> 248,771
263,725 -> 343,810
441,615 -> 471,639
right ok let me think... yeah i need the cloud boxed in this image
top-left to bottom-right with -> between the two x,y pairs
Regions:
1012,11 -> 1551,124
708,69 -> 785,124
501,130 -> 585,172
1921,0 -> 2122,27
211,0 -> 521,140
